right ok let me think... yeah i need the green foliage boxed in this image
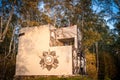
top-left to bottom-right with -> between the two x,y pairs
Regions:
86,51 -> 97,80
104,53 -> 117,79
0,0 -> 120,80
98,52 -> 117,80
82,30 -> 101,48
0,25 -> 13,54
104,76 -> 111,80
0,55 -> 16,80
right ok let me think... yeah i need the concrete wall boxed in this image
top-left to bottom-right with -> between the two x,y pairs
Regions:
15,25 -> 73,75
56,25 -> 77,39
55,25 -> 78,48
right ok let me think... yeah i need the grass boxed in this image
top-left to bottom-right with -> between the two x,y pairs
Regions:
15,75 -> 93,80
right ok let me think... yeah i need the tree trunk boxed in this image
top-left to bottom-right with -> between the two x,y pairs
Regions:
0,16 -> 3,42
95,42 -> 99,72
1,6 -> 14,42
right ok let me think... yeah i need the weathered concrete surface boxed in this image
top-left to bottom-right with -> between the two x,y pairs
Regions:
15,25 -> 73,75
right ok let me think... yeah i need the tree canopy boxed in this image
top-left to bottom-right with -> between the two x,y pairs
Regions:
0,0 -> 120,80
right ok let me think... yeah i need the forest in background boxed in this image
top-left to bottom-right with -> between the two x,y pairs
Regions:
0,0 -> 120,80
